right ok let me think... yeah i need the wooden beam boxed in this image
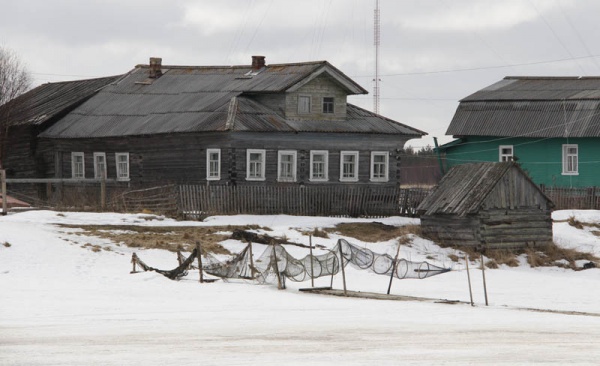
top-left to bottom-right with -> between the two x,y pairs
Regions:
1,170 -> 6,215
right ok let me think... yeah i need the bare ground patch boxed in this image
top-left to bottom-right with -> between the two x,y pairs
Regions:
324,222 -> 421,243
59,224 -> 272,255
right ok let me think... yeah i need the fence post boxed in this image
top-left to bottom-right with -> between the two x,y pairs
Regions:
338,241 -> 347,296
1,169 -> 6,216
196,241 -> 204,283
309,235 -> 315,288
386,240 -> 401,295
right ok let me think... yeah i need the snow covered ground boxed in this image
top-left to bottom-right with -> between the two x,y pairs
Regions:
1,210 -> 600,365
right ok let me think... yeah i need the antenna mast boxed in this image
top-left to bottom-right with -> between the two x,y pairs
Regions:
373,0 -> 381,114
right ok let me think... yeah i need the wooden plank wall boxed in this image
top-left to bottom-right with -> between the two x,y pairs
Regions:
178,185 -> 428,218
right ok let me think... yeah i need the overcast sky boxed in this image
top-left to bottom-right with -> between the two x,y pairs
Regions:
2,0 -> 600,148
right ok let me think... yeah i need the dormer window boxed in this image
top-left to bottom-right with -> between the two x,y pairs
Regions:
298,96 -> 311,114
323,97 -> 334,114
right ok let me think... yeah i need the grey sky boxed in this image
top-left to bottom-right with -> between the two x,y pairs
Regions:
2,0 -> 600,148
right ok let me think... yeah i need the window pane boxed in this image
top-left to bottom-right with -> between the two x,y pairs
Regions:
323,97 -> 334,113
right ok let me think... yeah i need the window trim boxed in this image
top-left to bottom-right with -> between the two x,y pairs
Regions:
298,95 -> 311,114
71,152 -> 85,179
499,145 -> 514,162
246,149 -> 266,181
277,150 -> 297,182
309,150 -> 329,182
340,151 -> 359,182
206,148 -> 221,181
115,152 -> 130,181
93,152 -> 107,179
370,151 -> 389,182
322,97 -> 334,114
562,144 -> 579,175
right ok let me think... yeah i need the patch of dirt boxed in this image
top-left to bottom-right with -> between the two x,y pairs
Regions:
59,224 -> 270,255
324,222 -> 420,243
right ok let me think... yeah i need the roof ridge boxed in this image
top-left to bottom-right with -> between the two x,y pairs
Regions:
134,61 -> 327,70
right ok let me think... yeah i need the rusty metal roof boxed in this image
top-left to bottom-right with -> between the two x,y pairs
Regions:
447,77 -> 600,138
0,75 -> 122,127
40,61 -> 424,138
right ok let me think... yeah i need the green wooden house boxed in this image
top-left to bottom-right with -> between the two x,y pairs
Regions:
440,76 -> 600,188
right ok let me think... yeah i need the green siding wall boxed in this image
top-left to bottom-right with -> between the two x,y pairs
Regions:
444,137 -> 600,187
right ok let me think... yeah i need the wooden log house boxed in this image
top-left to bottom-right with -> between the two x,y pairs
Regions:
0,56 -> 426,210
417,162 -> 554,249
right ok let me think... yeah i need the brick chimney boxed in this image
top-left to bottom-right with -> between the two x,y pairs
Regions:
149,57 -> 162,78
251,55 -> 266,71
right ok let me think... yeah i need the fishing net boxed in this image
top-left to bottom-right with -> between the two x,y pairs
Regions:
131,249 -> 197,280
336,239 -> 450,279
203,245 -> 255,280
131,238 -> 450,284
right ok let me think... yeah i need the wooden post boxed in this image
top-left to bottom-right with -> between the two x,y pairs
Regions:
465,256 -> 474,306
338,242 -> 347,296
248,241 -> 256,279
272,245 -> 284,290
1,169 -> 6,216
309,235 -> 315,288
131,253 -> 137,273
176,251 -> 183,266
330,254 -> 336,289
480,252 -> 489,306
196,241 -> 204,283
387,240 -> 402,295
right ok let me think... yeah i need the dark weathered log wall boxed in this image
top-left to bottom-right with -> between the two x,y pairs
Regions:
420,215 -> 481,247
479,208 -> 553,249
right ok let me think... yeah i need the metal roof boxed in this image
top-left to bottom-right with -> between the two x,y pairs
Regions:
40,61 -> 424,138
448,77 -> 600,138
417,162 -> 550,216
0,75 -> 122,127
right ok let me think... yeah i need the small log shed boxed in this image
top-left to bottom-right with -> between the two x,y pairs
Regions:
417,162 -> 554,249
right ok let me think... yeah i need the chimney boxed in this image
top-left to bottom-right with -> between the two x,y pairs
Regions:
251,55 -> 266,71
149,57 -> 162,78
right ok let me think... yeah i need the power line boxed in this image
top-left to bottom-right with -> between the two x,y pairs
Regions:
351,53 -> 600,78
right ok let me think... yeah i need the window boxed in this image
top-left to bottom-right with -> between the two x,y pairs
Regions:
298,96 -> 311,114
71,152 -> 85,179
322,97 -> 334,114
340,151 -> 359,182
562,144 -> 578,175
206,149 -> 221,180
310,150 -> 329,181
93,152 -> 107,179
499,145 -> 513,162
277,150 -> 297,182
115,153 -> 130,181
246,149 -> 266,181
370,151 -> 389,182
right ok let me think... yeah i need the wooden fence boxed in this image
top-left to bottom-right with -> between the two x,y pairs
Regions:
540,186 -> 600,210
178,185 -> 431,219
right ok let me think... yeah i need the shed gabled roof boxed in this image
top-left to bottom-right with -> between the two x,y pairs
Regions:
0,75 -> 123,128
446,76 -> 600,138
417,162 -> 550,216
39,60 -> 425,138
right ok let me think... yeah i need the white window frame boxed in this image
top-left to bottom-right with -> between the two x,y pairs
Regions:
499,145 -> 514,162
71,152 -> 85,179
115,152 -> 130,181
322,97 -> 334,114
562,144 -> 579,175
370,151 -> 389,182
277,150 -> 297,182
309,150 -> 329,182
298,95 -> 311,114
246,149 -> 266,181
206,148 -> 221,181
340,151 -> 359,182
93,152 -> 107,179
